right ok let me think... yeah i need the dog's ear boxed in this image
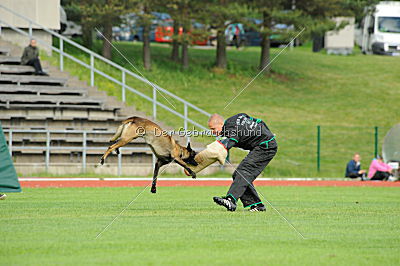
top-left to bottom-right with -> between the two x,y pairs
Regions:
186,142 -> 192,151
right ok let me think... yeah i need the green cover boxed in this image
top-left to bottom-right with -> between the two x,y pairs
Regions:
0,123 -> 21,192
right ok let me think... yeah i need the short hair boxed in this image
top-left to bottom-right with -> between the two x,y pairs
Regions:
208,113 -> 224,124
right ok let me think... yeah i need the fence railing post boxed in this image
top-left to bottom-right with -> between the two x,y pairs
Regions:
317,125 -> 321,172
45,130 -> 50,172
118,151 -> 122,176
8,129 -> 12,156
184,103 -> 188,132
153,87 -> 157,120
122,70 -> 126,102
374,126 -> 379,158
82,131 -> 87,173
90,54 -> 94,87
59,38 -> 64,71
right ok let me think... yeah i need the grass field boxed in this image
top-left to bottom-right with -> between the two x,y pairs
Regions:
1,186 -> 400,265
44,40 -> 399,177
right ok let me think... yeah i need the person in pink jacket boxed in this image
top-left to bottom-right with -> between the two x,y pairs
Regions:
368,155 -> 393,180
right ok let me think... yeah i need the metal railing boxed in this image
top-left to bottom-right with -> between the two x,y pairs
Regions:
3,128 -> 154,176
0,4 -> 211,131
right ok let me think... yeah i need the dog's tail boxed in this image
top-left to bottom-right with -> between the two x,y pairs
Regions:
110,124 -> 126,142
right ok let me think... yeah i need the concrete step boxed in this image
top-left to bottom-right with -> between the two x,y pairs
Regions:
0,107 -> 119,120
0,56 -> 21,64
0,74 -> 67,86
0,94 -> 104,106
0,47 -> 11,56
0,84 -> 87,96
0,65 -> 48,74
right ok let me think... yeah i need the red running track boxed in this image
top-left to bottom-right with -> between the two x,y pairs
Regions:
19,179 -> 400,188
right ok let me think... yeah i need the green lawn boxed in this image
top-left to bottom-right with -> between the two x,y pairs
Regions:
43,40 -> 399,177
1,186 -> 400,265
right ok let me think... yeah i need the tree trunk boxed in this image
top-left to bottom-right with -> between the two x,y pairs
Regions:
312,34 -> 324,52
181,5 -> 189,70
259,12 -> 271,72
102,21 -> 112,59
143,23 -> 151,70
82,25 -> 93,49
216,29 -> 227,69
181,27 -> 189,69
171,20 -> 180,61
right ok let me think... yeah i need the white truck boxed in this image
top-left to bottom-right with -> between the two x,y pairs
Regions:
355,1 -> 400,55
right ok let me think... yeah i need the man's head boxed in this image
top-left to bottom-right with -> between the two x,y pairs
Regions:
30,39 -> 37,47
353,153 -> 361,162
208,114 -> 224,136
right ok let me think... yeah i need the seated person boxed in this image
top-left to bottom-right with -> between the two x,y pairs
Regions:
345,153 -> 367,180
21,39 -> 48,76
368,155 -> 393,181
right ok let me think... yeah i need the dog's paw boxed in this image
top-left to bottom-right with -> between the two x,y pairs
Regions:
100,158 -> 104,165
191,172 -> 197,179
150,187 -> 157,193
115,148 -> 120,155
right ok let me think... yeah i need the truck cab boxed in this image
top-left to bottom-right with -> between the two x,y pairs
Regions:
355,1 -> 400,55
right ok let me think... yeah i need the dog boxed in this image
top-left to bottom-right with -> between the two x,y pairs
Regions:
100,116 -> 198,193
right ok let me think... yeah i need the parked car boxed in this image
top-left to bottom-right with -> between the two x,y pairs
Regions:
112,25 -> 134,41
239,19 -> 294,47
355,1 -> 400,55
59,6 -> 82,37
154,19 -> 208,45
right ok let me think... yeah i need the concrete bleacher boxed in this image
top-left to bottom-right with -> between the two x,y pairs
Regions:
0,39 -> 203,176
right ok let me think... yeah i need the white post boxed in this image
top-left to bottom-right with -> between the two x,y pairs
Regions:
90,54 -> 94,87
184,103 -> 189,145
45,131 -> 50,172
152,154 -> 156,173
153,87 -> 157,120
184,103 -> 188,131
122,70 -> 126,102
60,38 -> 64,71
118,151 -> 122,176
82,131 -> 87,173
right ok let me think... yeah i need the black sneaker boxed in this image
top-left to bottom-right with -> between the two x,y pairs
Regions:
213,196 -> 237,211
249,203 -> 266,212
0,194 -> 7,200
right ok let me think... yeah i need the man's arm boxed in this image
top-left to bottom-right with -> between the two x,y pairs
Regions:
347,161 -> 359,174
219,116 -> 241,150
218,137 -> 237,150
20,47 -> 28,64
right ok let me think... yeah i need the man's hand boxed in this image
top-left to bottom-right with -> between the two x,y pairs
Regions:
358,170 -> 366,174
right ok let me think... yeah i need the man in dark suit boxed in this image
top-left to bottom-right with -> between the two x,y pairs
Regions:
345,153 -> 367,180
208,113 -> 277,212
21,39 -> 48,76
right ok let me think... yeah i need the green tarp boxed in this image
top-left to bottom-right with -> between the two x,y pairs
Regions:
0,123 -> 21,192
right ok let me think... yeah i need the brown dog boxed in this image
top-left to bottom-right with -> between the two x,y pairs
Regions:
100,116 -> 198,193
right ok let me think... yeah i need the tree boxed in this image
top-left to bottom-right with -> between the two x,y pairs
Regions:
140,3 -> 153,70
200,0 -> 245,70
62,0 -> 94,49
245,0 -> 301,72
79,0 -> 132,59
